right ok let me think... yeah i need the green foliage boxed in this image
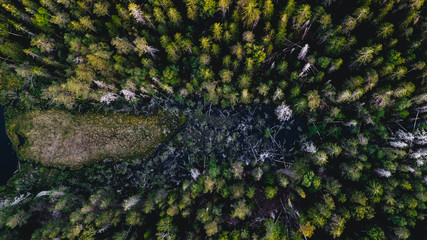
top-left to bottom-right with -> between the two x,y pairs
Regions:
231,200 -> 251,220
6,210 -> 29,229
0,42 -> 23,61
301,171 -> 314,187
162,66 -> 181,86
32,8 -> 51,31
0,0 -> 426,240
263,219 -> 287,240
264,186 -> 278,199
317,57 -> 331,69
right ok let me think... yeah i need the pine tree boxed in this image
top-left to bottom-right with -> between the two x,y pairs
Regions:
128,3 -> 146,24
134,37 -> 158,58
212,22 -> 223,41
219,69 -> 233,83
202,0 -> 217,18
377,22 -> 394,39
167,8 -> 182,26
93,2 -> 110,17
79,16 -> 96,31
185,0 -> 199,20
153,7 -> 166,23
111,37 -> 133,54
238,0 -> 261,28
262,0 -> 274,20
352,47 -> 375,66
50,12 -> 70,28
307,90 -> 321,111
218,0 -> 232,17
293,4 -> 311,31
231,43 -> 244,60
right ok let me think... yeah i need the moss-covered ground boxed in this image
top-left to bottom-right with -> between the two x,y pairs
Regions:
5,108 -> 184,169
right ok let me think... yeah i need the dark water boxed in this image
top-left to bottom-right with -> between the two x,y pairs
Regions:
0,106 -> 19,185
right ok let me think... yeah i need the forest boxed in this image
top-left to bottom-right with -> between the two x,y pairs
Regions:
0,0 -> 426,239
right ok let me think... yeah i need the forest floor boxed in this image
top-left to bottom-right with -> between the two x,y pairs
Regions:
5,108 -> 184,169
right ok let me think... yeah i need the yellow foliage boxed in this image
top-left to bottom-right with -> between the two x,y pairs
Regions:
299,221 -> 315,238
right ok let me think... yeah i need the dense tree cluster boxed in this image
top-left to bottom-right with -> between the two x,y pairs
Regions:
0,0 -> 426,239
0,0 -> 423,110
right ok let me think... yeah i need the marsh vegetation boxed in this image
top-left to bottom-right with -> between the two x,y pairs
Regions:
6,108 -> 184,168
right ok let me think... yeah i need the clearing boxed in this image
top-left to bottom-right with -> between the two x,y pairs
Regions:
6,108 -> 184,169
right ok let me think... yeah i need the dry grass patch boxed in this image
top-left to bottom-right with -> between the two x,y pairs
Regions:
6,109 -> 184,169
